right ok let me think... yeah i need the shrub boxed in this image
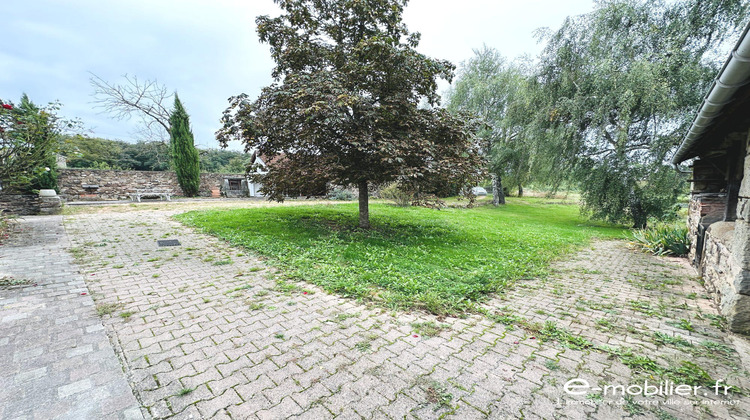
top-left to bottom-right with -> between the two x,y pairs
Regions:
629,224 -> 689,256
380,182 -> 413,207
1,95 -> 65,193
327,187 -> 354,201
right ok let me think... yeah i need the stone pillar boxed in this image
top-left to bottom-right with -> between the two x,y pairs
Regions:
38,189 -> 62,215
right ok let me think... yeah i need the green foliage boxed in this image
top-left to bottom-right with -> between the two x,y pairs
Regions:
326,188 -> 355,201
379,182 -> 413,207
519,0 -> 746,226
199,149 -> 250,173
0,94 -> 66,193
175,198 -> 623,314
217,0 -> 485,228
446,46 -> 533,198
578,158 -> 684,228
64,136 -> 125,169
629,224 -> 689,256
63,136 -> 248,173
169,95 -> 201,196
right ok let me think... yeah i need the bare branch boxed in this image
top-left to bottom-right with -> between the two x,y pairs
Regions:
89,73 -> 173,137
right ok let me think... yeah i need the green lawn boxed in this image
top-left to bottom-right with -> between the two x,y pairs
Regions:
175,198 -> 625,314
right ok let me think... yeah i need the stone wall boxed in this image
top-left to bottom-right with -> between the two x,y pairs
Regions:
0,194 -> 41,215
58,169 -> 248,201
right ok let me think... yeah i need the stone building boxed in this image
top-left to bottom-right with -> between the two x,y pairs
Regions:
673,24 -> 750,334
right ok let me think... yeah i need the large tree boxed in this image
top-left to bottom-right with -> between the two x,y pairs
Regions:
217,0 -> 484,228
446,46 -> 534,205
169,95 -> 201,197
529,0 -> 748,228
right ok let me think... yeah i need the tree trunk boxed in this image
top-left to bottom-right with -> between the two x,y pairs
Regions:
358,180 -> 370,229
492,174 -> 505,206
631,200 -> 647,229
518,184 -> 523,197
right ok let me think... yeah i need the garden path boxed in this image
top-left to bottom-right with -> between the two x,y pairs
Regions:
0,215 -> 143,420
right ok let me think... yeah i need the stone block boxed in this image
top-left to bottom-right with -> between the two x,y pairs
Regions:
731,221 -> 750,269
735,271 -> 750,296
739,154 -> 750,197
726,294 -> 750,334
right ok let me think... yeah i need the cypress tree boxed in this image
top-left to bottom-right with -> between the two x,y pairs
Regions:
169,94 -> 200,196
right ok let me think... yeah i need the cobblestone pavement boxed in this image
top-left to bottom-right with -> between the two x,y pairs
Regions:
64,206 -> 750,420
0,215 -> 143,420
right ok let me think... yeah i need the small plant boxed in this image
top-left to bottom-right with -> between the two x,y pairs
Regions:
543,359 -> 559,371
653,332 -> 692,348
274,333 -> 285,339
629,224 -> 689,256
701,340 -> 734,355
595,318 -> 614,331
119,311 -> 135,320
425,381 -> 453,409
249,302 -> 266,311
355,341 -> 372,352
0,276 -> 32,288
96,302 -> 121,316
333,313 -> 360,322
667,318 -> 694,332
177,387 -> 194,396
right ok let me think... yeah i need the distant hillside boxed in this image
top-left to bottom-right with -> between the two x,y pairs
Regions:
61,136 -> 249,173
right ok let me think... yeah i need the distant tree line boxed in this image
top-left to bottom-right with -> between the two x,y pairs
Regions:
63,135 -> 249,174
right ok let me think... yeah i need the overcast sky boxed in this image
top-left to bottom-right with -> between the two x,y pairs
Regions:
3,0 -> 596,151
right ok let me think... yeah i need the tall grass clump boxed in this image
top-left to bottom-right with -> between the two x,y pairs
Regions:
630,224 -> 689,256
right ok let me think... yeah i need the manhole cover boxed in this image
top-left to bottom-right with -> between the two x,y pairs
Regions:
157,239 -> 181,247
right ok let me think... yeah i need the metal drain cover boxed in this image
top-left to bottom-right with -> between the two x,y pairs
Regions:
157,239 -> 181,247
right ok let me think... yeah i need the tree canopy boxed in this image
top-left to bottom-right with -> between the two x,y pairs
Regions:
446,0 -> 748,228
446,46 -> 533,203
218,0 -> 484,228
532,0 -> 747,227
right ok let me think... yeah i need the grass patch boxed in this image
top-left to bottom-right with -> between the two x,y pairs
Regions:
0,276 -> 32,288
96,302 -> 121,316
176,199 -> 623,314
425,381 -> 453,409
119,311 -> 135,320
410,321 -> 451,338
652,332 -> 692,348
